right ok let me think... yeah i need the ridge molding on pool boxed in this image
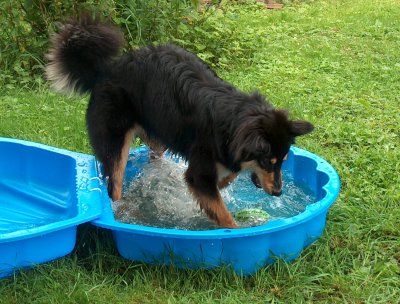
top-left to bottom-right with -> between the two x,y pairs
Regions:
0,138 -> 102,278
92,145 -> 340,275
0,138 -> 340,277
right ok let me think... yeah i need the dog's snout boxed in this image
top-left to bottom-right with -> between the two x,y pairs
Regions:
251,170 -> 283,196
272,189 -> 282,196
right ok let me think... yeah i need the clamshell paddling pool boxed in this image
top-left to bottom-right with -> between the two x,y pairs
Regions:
0,138 -> 340,277
0,138 -> 102,278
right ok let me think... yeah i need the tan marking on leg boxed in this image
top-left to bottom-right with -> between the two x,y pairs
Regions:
112,129 -> 135,200
216,162 -> 238,188
187,185 -> 238,228
133,125 -> 166,158
218,173 -> 238,189
259,171 -> 275,194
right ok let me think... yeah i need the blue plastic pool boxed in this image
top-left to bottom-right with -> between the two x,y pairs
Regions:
0,138 -> 340,277
92,146 -> 340,275
0,138 -> 102,278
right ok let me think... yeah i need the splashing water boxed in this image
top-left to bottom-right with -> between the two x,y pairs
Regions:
113,156 -> 215,230
112,155 -> 316,230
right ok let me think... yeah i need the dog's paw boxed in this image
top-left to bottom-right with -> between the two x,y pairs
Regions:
217,217 -> 239,229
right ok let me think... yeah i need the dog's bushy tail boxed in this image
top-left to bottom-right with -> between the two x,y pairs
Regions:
45,14 -> 124,94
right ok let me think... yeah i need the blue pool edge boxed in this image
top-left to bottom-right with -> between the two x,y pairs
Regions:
91,145 -> 341,239
0,137 -> 340,277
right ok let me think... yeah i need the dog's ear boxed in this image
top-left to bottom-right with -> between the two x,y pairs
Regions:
233,133 -> 270,162
290,120 -> 314,136
230,118 -> 271,161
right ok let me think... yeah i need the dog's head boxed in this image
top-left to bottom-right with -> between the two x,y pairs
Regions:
230,107 -> 313,196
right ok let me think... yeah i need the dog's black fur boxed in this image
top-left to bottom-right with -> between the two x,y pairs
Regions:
46,15 -> 314,228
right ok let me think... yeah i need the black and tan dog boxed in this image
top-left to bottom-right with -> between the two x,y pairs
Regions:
45,15 -> 313,228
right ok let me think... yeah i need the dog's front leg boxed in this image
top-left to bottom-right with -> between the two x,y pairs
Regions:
192,189 -> 238,228
217,173 -> 238,189
185,157 -> 238,228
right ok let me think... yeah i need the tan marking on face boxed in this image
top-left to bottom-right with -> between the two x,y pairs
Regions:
271,157 -> 277,165
241,161 -> 276,194
258,170 -> 275,194
112,129 -> 135,201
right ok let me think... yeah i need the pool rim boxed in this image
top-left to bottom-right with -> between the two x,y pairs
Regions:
92,145 -> 340,239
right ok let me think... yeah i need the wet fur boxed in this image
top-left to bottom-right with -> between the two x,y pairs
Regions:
46,15 -> 314,228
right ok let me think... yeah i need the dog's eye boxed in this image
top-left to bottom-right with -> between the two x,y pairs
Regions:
259,158 -> 274,171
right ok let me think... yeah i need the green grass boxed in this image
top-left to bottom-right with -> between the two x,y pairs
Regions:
1,0 -> 399,303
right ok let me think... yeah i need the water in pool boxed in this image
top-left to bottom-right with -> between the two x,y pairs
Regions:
112,154 -> 316,230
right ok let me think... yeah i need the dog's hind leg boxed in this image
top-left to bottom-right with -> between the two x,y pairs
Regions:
86,85 -> 135,201
111,129 -> 135,200
185,152 -> 238,228
133,125 -> 166,159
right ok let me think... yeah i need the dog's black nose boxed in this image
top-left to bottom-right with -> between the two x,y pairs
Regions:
272,189 -> 282,196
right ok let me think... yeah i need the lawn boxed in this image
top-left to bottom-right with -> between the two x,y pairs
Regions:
0,0 -> 399,303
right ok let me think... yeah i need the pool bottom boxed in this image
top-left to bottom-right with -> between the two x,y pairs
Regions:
0,180 -> 72,234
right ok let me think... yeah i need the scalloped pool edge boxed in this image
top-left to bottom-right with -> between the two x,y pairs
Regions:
92,146 -> 340,275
